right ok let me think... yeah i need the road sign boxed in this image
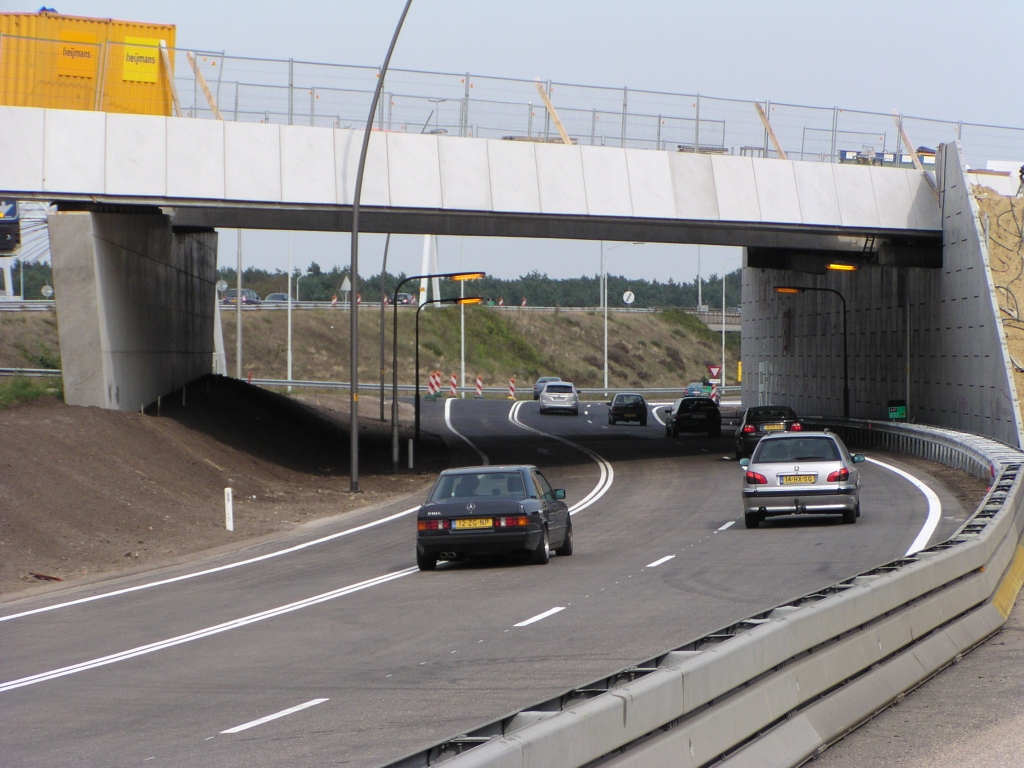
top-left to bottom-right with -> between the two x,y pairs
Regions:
0,200 -> 17,219
622,290 -> 635,305
340,276 -> 352,293
709,378 -> 721,385
707,365 -> 722,379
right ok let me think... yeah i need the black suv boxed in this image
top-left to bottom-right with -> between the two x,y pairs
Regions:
735,405 -> 802,458
665,396 -> 721,437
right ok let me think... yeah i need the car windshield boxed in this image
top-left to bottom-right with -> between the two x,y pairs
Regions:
615,395 -> 643,406
754,437 -> 840,463
749,408 -> 796,421
429,471 -> 528,501
545,384 -> 573,393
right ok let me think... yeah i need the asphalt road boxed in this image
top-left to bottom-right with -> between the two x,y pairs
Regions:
0,399 -> 971,767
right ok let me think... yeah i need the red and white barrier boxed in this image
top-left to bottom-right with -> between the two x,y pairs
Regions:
475,375 -> 483,398
498,297 -> 504,306
508,376 -> 516,399
521,297 -> 527,306
427,370 -> 441,398
449,372 -> 458,397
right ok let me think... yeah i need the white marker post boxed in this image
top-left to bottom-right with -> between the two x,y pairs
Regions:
408,439 -> 414,470
224,487 -> 234,531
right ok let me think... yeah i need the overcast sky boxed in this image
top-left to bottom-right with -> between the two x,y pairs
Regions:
7,0 -> 1021,283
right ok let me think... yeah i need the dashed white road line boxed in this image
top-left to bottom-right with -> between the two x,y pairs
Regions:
221,698 -> 329,734
509,401 -> 614,515
0,568 -> 417,693
718,521 -> 735,531
445,398 -> 489,465
514,606 -> 565,627
646,555 -> 675,568
866,456 -> 942,555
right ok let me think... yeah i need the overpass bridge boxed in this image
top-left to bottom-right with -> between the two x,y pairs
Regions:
0,104 -> 1017,447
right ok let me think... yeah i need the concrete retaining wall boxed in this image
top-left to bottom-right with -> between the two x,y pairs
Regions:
740,142 -> 1023,447
48,211 -> 216,410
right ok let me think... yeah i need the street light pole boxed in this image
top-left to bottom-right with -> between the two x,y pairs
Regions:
287,232 -> 293,393
775,285 -> 849,419
379,233 -> 391,421
602,241 -> 640,392
349,0 -> 414,493
720,257 -> 740,397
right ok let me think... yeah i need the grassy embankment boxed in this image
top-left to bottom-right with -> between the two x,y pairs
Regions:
0,306 -> 739,397
0,312 -> 62,409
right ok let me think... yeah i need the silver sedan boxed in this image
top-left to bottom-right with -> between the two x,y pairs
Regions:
739,431 -> 864,528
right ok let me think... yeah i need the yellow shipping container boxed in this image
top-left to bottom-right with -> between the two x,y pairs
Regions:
0,11 -> 176,116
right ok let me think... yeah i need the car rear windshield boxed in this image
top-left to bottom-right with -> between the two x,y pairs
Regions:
749,408 -> 796,421
754,437 -> 840,463
615,395 -> 643,406
680,399 -> 716,411
545,384 -> 573,393
429,471 -> 528,501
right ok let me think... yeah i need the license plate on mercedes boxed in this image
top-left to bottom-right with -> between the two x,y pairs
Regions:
453,518 -> 492,530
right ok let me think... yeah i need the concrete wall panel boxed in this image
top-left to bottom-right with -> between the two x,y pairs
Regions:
105,113 -> 167,197
43,109 -> 105,193
753,160 -> 802,224
581,146 -> 631,217
335,129 -> 390,207
711,155 -> 760,222
625,149 -> 675,219
792,162 -> 842,225
387,133 -> 442,209
280,125 -> 335,204
487,140 -> 541,213
0,106 -> 44,192
224,121 -> 281,202
669,152 -> 720,221
834,164 -> 880,228
870,166 -> 919,230
910,172 -> 942,230
535,143 -> 588,215
166,119 -> 225,199
438,135 -> 492,211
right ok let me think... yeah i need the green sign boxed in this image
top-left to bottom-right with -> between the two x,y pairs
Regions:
888,405 -> 907,420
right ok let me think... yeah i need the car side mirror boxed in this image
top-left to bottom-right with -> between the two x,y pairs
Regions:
739,458 -> 750,468
553,489 -> 566,500
852,454 -> 865,464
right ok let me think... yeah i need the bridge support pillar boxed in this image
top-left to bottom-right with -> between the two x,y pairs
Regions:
47,211 -> 217,411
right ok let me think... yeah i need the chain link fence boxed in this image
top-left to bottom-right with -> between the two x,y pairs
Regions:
3,34 -> 1024,169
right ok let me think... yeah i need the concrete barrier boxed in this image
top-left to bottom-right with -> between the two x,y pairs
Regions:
381,419 -> 1024,768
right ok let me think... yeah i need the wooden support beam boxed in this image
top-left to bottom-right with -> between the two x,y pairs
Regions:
187,52 -> 223,120
534,81 -> 573,146
893,113 -> 939,200
159,40 -> 181,118
754,102 -> 787,160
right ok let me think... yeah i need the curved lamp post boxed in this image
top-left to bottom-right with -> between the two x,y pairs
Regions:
391,271 -> 485,470
415,296 -> 483,444
349,0 -> 414,493
775,285 -> 849,418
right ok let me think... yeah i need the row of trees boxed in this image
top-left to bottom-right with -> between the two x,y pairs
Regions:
217,265 -> 743,309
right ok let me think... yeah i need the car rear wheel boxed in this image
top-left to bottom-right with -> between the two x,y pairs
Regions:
842,506 -> 857,525
416,550 -> 437,571
555,522 -> 573,556
855,501 -> 861,518
709,425 -> 721,437
640,416 -> 648,427
744,511 -> 761,529
531,529 -> 551,564
572,407 -> 578,416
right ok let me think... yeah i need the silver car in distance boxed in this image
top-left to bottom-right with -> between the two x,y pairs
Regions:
539,381 -> 579,416
739,430 -> 865,529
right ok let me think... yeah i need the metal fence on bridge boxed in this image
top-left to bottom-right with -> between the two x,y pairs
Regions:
1,35 -> 1022,170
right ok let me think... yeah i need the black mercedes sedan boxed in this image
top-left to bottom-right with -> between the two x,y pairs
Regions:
665,396 -> 722,437
415,465 -> 572,570
735,405 -> 803,458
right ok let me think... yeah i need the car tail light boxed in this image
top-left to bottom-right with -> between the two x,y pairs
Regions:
742,424 -> 756,434
417,519 -> 449,531
827,467 -> 850,482
745,471 -> 768,485
790,422 -> 803,431
495,516 -> 529,528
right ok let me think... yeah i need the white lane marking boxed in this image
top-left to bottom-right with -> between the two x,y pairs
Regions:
513,606 -> 565,627
865,456 -> 942,556
718,521 -> 735,531
221,698 -> 328,734
508,401 -> 614,515
0,568 -> 417,693
445,397 -> 489,465
646,555 -> 675,568
0,506 -> 422,624
652,405 -> 668,426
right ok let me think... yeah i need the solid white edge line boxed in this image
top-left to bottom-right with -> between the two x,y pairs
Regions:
445,397 -> 489,465
221,698 -> 329,734
651,404 -> 668,426
0,506 -> 422,624
508,401 -> 614,515
0,568 -> 418,693
513,606 -> 565,627
865,456 -> 942,556
718,521 -> 735,531
646,555 -> 675,568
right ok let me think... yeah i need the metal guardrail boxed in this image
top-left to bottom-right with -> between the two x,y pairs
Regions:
0,367 -> 60,377
0,300 -> 55,312
384,418 -> 1024,768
